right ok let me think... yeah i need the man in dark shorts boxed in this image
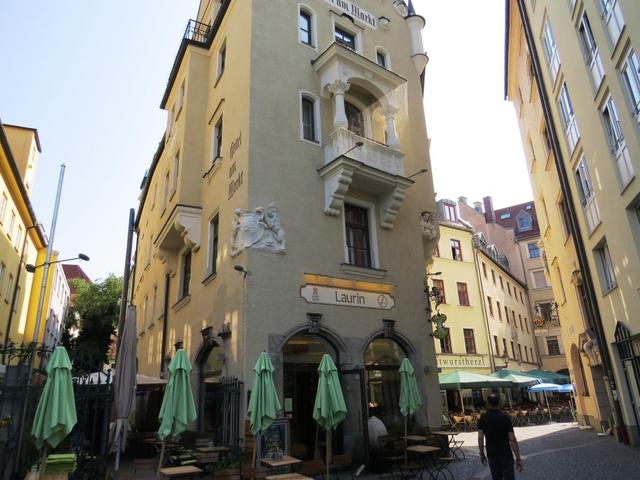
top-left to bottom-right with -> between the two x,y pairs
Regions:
478,393 -> 523,479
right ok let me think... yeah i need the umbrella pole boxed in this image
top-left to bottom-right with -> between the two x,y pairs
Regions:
252,433 -> 258,467
543,392 -> 552,423
459,389 -> 464,414
326,428 -> 331,480
156,441 -> 166,479
404,415 -> 408,464
507,389 -> 513,410
39,445 -> 48,479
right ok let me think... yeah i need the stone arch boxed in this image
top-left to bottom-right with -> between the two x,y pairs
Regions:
195,326 -> 224,431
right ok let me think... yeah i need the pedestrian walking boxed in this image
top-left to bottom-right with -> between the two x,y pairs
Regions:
478,393 -> 523,480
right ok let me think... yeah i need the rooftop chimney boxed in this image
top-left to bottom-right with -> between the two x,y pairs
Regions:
473,201 -> 483,213
458,196 -> 468,205
483,196 -> 495,223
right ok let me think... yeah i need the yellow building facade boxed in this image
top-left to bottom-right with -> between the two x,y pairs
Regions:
506,0 -> 640,443
0,122 -> 50,347
133,0 -> 440,460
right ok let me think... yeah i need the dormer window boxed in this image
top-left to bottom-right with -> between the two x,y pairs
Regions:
517,211 -> 533,231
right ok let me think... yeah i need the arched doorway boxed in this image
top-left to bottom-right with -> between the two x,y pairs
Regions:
571,344 -> 589,396
364,337 -> 407,431
282,334 -> 338,460
195,328 -> 224,433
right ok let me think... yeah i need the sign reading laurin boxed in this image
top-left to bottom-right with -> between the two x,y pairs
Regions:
301,284 -> 394,310
324,0 -> 377,29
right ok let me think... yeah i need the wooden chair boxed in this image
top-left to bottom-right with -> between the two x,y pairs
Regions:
450,415 -> 465,432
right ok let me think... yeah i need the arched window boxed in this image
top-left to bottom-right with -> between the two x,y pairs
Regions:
345,102 -> 364,137
298,6 -> 316,47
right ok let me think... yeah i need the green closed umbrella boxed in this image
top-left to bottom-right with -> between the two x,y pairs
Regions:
156,349 -> 197,477
399,358 -> 422,462
313,354 -> 347,480
31,346 -> 77,473
247,352 -> 281,465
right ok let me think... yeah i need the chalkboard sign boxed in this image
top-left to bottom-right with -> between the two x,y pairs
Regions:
256,418 -> 290,459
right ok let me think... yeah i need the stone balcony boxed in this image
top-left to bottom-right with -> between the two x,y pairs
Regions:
318,128 -> 412,230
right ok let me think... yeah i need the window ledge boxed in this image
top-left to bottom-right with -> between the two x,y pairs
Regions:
147,322 -> 155,331
340,263 -> 387,279
214,73 -> 224,88
203,157 -> 223,181
601,283 -> 618,297
300,137 -> 322,148
172,294 -> 191,312
619,175 -> 635,194
202,271 -> 217,286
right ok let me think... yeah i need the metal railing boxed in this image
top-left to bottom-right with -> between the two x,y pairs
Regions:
184,19 -> 211,45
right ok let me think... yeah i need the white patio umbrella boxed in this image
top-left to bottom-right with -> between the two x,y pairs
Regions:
110,305 -> 137,478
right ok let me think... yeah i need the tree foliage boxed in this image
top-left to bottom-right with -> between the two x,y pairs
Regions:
63,275 -> 123,368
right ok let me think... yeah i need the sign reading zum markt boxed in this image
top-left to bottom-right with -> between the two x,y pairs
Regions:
324,0 -> 377,29
300,284 -> 395,310
437,355 -> 488,369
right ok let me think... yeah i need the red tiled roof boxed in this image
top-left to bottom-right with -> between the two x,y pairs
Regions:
62,264 -> 91,286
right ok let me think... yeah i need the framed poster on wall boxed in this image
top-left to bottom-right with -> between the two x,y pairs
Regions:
256,417 -> 290,459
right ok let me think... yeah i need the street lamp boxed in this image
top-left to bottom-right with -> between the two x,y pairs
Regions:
500,351 -> 510,370
25,253 -> 90,273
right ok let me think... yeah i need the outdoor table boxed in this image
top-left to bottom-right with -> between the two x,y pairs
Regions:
159,465 -> 203,478
261,455 -> 303,475
405,435 -> 427,442
265,474 -> 313,480
406,445 -> 445,480
432,431 -> 465,460
195,446 -> 230,453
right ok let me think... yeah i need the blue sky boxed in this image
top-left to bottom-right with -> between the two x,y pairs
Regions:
0,0 -> 531,281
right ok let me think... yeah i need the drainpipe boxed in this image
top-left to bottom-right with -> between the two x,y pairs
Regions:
514,0 -> 628,443
472,245 -> 497,373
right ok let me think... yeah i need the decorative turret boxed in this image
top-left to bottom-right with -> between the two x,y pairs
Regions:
405,0 -> 428,74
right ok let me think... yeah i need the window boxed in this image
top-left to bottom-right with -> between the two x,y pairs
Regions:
497,301 -> 502,320
525,318 -> 529,333
209,214 -> 219,275
500,213 -> 511,220
487,296 -> 494,316
301,95 -> 318,142
558,83 -> 580,152
532,269 -> 548,288
505,306 -> 510,323
517,212 -> 532,231
602,96 -> 634,187
541,19 -> 560,82
151,284 -> 158,324
7,211 -> 15,238
450,239 -> 462,261
299,10 -> 312,46
463,329 -> 476,354
345,102 -> 364,137
547,336 -> 561,356
525,346 -> 530,362
176,80 -> 185,115
499,276 -> 504,290
335,26 -> 355,50
0,193 -> 7,223
528,242 -> 541,258
558,197 -> 572,239
555,265 -> 567,303
162,170 -> 170,210
511,341 -> 516,359
142,295 -> 148,328
171,152 -> 179,194
595,242 -> 617,291
457,283 -> 469,306
598,0 -> 625,46
482,262 -> 487,278
432,279 -> 446,304
577,13 -> 604,87
520,291 -> 524,303
575,156 -> 601,232
15,225 -> 23,249
542,123 -> 552,157
151,183 -> 157,210
443,203 -> 457,222
13,285 -> 20,312
0,263 -> 5,298
213,117 -> 223,160
376,49 -> 387,68
491,270 -> 496,284
502,338 -> 508,356
494,336 -> 500,356
217,41 -> 226,79
507,282 -> 512,296
517,344 -> 523,361
519,314 -> 523,330
345,204 -> 371,268
181,250 -> 192,298
440,328 -> 452,353
512,310 -> 516,324
621,49 -> 640,119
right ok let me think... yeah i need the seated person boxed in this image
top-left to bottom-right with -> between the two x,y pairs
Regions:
367,406 -> 388,472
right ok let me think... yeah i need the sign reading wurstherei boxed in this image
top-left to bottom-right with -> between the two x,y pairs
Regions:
324,0 -> 377,29
301,284 -> 395,309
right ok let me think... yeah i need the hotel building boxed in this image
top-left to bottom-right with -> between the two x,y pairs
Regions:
132,0 -> 440,460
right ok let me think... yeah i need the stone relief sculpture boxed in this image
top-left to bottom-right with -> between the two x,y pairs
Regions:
231,204 -> 286,257
420,210 -> 439,240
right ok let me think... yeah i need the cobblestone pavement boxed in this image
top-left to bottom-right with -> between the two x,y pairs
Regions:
442,422 -> 640,480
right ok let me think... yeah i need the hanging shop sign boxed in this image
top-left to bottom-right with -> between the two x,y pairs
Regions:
300,284 -> 395,309
324,0 -> 377,29
437,354 -> 489,369
534,328 -> 549,337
